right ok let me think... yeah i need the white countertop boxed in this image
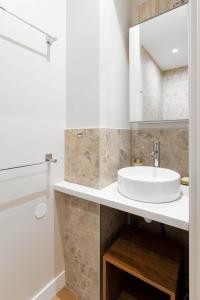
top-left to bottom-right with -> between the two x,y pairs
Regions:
54,181 -> 189,231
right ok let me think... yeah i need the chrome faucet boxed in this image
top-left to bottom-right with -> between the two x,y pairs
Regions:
151,140 -> 160,167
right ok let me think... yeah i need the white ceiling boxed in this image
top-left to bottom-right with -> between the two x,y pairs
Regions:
140,5 -> 188,71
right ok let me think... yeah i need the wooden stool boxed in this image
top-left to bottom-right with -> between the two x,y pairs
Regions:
103,227 -> 182,300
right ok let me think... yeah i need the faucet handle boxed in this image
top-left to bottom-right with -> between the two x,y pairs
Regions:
153,140 -> 160,152
153,139 -> 160,145
150,151 -> 159,161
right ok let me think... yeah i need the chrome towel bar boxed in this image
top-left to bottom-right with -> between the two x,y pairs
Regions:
0,154 -> 57,172
0,6 -> 57,45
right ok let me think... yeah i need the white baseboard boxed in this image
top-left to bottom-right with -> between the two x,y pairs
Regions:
32,271 -> 65,300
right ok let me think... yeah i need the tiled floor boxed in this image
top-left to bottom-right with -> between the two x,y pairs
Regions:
52,287 -> 78,300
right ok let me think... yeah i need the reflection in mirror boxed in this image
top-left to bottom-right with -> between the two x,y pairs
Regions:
129,5 -> 188,122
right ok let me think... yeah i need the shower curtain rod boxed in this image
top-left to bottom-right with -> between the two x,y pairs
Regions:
0,6 -> 57,45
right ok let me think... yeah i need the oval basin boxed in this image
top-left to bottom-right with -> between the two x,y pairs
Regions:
118,166 -> 181,203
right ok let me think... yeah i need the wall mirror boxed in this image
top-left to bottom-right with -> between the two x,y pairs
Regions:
129,5 -> 188,123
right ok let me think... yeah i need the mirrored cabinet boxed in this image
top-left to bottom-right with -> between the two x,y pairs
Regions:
129,4 -> 188,123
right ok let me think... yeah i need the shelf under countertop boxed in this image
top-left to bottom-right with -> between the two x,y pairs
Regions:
53,181 -> 189,231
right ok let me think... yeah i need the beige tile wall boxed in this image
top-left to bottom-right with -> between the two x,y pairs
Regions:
64,125 -> 189,299
65,129 -> 100,189
100,206 -> 127,257
65,129 -> 131,189
99,129 -> 131,187
162,67 -> 189,120
63,195 -> 127,300
64,195 -> 101,300
65,125 -> 189,186
140,46 -> 163,121
131,125 -> 189,177
64,130 -> 130,299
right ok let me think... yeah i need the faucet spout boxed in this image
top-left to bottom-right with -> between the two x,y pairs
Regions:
151,140 -> 160,167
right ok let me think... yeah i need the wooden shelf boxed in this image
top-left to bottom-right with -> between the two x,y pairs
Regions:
118,276 -> 169,300
103,227 -> 182,300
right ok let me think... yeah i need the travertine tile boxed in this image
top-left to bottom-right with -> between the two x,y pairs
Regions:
141,46 -> 163,121
64,195 -> 100,300
54,192 -> 66,274
100,129 -> 131,188
65,129 -> 100,189
65,129 -> 131,189
100,206 -> 127,254
64,196 -> 127,300
131,127 -> 189,177
163,67 -> 188,120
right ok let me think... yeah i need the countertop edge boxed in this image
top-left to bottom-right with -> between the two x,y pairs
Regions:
54,181 -> 189,231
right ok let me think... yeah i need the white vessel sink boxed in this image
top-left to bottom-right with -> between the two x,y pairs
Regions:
118,166 -> 181,203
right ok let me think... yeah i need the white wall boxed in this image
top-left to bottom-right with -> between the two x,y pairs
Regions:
66,0 -> 131,129
0,1 -> 66,299
99,0 -> 131,129
66,0 -> 100,129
